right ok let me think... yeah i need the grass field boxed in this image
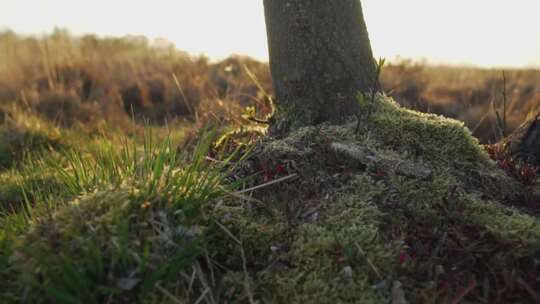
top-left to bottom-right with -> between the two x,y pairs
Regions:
0,30 -> 539,303
1,30 -> 539,143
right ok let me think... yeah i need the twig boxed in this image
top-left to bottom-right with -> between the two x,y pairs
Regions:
214,221 -> 241,245
205,156 -> 226,164
517,277 -> 540,303
450,277 -> 477,304
243,64 -> 276,119
429,232 -> 448,262
215,221 -> 256,304
502,70 -> 507,132
491,99 -> 505,141
356,57 -> 385,134
194,262 -> 216,304
205,249 -> 216,287
471,109 -> 492,135
301,202 -> 325,219
188,267 -> 197,297
355,242 -> 383,280
493,70 -> 509,141
155,282 -> 185,304
223,189 -> 263,204
258,258 -> 280,278
172,73 -> 197,119
240,245 -> 256,304
234,174 -> 298,195
247,116 -> 270,125
355,92 -> 366,135
365,58 -> 386,123
193,288 -> 211,304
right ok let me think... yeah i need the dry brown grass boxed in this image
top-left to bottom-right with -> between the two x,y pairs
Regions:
1,30 -> 539,143
382,59 -> 540,143
0,29 -> 272,136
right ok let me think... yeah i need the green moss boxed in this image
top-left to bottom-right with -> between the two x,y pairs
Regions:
1,130 -> 232,303
207,189 -> 399,303
1,95 -> 538,303
272,197 -> 396,303
464,197 -> 540,247
209,95 -> 538,302
208,202 -> 288,267
359,95 -> 491,169
10,187 -> 203,303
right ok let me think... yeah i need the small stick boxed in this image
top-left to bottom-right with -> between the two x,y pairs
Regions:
222,187 -> 264,204
241,245 -> 256,304
355,242 -> 383,280
155,282 -> 185,304
450,277 -> 477,304
215,221 -> 241,245
502,70 -> 507,133
517,277 -> 540,303
193,288 -> 211,304
215,221 -> 256,304
234,174 -> 298,195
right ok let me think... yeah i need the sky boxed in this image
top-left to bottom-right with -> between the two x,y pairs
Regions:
1,0 -> 539,68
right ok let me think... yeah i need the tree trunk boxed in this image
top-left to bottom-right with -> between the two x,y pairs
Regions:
263,0 -> 376,134
502,112 -> 540,166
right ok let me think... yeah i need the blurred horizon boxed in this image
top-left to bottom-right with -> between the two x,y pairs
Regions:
1,0 -> 540,68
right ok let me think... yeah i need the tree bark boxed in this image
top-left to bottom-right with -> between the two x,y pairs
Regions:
263,0 -> 376,134
502,112 -> 540,166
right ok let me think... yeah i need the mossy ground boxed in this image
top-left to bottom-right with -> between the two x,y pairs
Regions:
0,96 -> 538,303
205,95 -> 539,303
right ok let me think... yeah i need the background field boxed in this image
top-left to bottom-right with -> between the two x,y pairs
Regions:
1,30 -> 539,144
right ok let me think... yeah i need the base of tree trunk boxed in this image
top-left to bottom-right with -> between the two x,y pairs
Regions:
263,0 -> 376,132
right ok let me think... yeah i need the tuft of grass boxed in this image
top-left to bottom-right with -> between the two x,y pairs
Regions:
1,129 -> 241,303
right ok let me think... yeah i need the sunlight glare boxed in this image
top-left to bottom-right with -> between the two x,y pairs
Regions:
1,0 -> 539,67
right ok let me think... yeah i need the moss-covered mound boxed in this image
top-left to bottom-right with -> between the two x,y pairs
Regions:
8,188 -> 205,303
0,132 -> 230,303
1,96 -> 538,303
205,95 -> 539,303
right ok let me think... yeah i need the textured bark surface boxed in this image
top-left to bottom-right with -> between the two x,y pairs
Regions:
503,112 -> 540,166
263,0 -> 376,133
